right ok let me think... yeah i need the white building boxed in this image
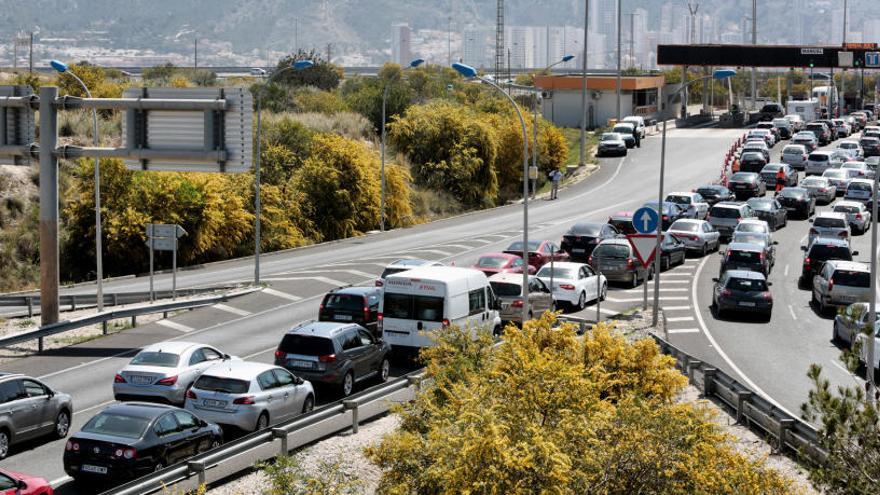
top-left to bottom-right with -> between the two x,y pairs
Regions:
506,26 -> 532,69
462,27 -> 489,68
391,23 -> 412,66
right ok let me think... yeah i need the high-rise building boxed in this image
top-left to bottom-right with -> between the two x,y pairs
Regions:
391,23 -> 411,65
506,26 -> 532,69
462,28 -> 489,68
593,0 -> 617,39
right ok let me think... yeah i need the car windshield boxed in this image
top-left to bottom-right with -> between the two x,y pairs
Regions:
323,294 -> 364,310
808,244 -> 852,261
194,375 -> 250,394
731,173 -> 755,181
833,270 -> 870,287
736,223 -> 765,233
592,244 -> 631,258
670,221 -> 699,232
82,413 -> 151,439
709,207 -> 740,218
727,278 -> 768,291
849,182 -> 872,192
613,126 -> 632,134
697,187 -> 723,196
490,282 -> 522,297
779,189 -> 806,198
732,233 -> 767,245
476,256 -> 509,268
279,334 -> 334,355
506,241 -> 541,252
741,152 -> 764,161
728,250 -> 761,262
747,199 -> 773,210
129,352 -> 180,368
840,143 -> 858,149
382,293 -> 445,321
783,147 -> 804,154
814,217 -> 846,228
601,133 -> 620,141
666,195 -> 690,204
536,266 -> 576,279
800,179 -> 825,187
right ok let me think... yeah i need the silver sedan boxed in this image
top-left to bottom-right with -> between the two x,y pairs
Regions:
798,176 -> 836,204
666,219 -> 720,255
114,341 -> 236,405
832,201 -> 871,234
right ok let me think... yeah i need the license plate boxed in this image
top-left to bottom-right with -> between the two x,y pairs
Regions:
335,314 -> 352,321
502,303 -> 510,310
81,464 -> 108,474
130,375 -> 152,385
290,359 -> 313,369
572,248 -> 585,253
203,399 -> 227,407
839,296 -> 856,302
738,302 -> 756,307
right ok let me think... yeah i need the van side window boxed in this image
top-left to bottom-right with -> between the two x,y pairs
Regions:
468,288 -> 486,316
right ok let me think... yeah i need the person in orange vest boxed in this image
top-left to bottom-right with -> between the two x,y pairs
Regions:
775,167 -> 786,193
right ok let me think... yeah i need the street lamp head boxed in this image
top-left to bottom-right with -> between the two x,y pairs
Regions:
452,62 -> 478,78
50,60 -> 69,73
409,58 -> 425,68
292,60 -> 314,70
712,69 -> 737,80
561,54 -> 575,62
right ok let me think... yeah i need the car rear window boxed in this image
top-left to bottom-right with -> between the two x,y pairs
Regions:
800,178 -> 825,187
727,278 -> 768,291
848,182 -> 871,192
809,153 -> 829,162
592,244 -> 631,258
279,334 -> 335,355
808,244 -> 852,261
382,293 -> 444,322
823,170 -> 846,179
732,233 -> 767,245
666,195 -> 691,205
323,294 -> 364,311
813,217 -> 846,228
490,282 -> 522,297
608,219 -> 635,234
82,413 -> 151,439
568,224 -> 601,236
783,147 -> 803,154
736,223 -> 765,233
670,221 -> 699,232
832,270 -> 870,288
194,375 -> 250,394
697,187 -> 720,196
833,205 -> 860,214
728,250 -> 761,262
536,266 -> 576,279
506,241 -> 540,252
129,352 -> 180,368
476,256 -> 509,268
709,207 -> 740,218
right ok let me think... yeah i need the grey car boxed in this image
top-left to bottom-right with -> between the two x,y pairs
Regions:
667,219 -> 720,255
489,273 -> 555,324
0,372 -> 73,459
798,176 -> 836,204
832,200 -> 871,234
833,302 -> 878,349
821,168 -> 854,195
114,341 -> 235,406
707,202 -> 754,239
274,321 -> 391,396
808,212 -> 851,246
812,260 -> 871,314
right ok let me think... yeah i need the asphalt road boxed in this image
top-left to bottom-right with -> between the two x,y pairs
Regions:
0,125 -> 750,492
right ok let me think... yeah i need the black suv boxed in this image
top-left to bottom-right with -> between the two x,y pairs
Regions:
758,103 -> 784,121
319,286 -> 381,337
799,237 -> 857,288
275,321 -> 391,397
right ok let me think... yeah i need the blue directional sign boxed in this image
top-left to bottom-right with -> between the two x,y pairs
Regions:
866,51 -> 880,68
632,207 -> 660,234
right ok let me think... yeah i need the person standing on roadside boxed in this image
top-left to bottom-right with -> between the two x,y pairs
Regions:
550,168 -> 563,200
633,129 -> 641,148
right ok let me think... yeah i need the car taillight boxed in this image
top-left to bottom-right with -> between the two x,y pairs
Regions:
66,440 -> 79,451
762,292 -> 773,300
809,228 -> 818,235
819,188 -> 827,192
186,388 -> 197,400
662,215 -> 669,221
559,284 -> 575,290
114,374 -> 126,383
828,278 -> 835,291
375,279 -> 384,287
720,288 -> 732,297
442,318 -> 450,327
318,354 -> 337,363
274,349 -> 285,359
511,299 -> 524,308
689,235 -> 699,241
156,376 -> 177,386
626,258 -> 635,269
233,396 -> 256,405
856,213 -> 863,220
114,447 -> 137,459
804,257 -> 811,267
364,306 -> 370,320
588,255 -> 593,264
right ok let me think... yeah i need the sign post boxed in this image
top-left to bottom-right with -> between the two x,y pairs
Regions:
630,206 -> 660,313
146,224 -> 187,301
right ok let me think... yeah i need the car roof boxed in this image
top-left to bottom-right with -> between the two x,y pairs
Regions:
602,132 -> 623,138
670,219 -> 704,226
783,144 -> 806,149
724,269 -> 767,280
288,320 -> 358,338
761,163 -> 784,170
815,211 -> 848,220
572,221 -> 604,229
849,178 -> 873,185
202,360 -> 279,381
100,401 -> 179,419
386,259 -> 442,268
825,260 -> 869,271
327,286 -> 376,296
781,187 -> 808,194
738,218 -> 768,225
613,122 -> 634,129
697,184 -> 726,191
727,242 -> 764,252
712,202 -> 745,209
0,372 -> 22,382
139,341 -> 200,355
666,191 -> 696,197
597,238 -> 631,247
488,272 -> 528,284
810,150 -> 833,156
610,210 -> 633,219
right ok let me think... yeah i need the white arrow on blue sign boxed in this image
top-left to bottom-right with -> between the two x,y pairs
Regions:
632,207 -> 660,234
865,52 -> 880,68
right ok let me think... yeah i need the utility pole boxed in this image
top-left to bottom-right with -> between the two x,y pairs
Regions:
615,0 -> 621,120
448,17 -> 453,66
495,0 -> 505,82
28,32 -> 33,73
628,12 -> 637,70
194,38 -> 198,69
579,0 -> 589,167
751,0 -> 757,110
841,0 -> 847,112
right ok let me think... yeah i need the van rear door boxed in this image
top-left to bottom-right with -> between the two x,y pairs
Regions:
380,277 -> 447,349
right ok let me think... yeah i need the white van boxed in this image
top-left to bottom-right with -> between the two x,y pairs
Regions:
379,267 -> 502,352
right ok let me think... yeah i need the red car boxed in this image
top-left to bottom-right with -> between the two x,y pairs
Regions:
472,253 -> 536,277
502,240 -> 568,269
0,469 -> 52,495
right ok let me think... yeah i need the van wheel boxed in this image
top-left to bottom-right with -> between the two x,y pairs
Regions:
341,371 -> 354,397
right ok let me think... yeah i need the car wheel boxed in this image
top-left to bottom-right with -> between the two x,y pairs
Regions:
599,283 -> 607,301
577,292 -> 586,310
701,243 -> 708,257
255,412 -> 269,431
378,358 -> 390,383
631,273 -> 639,289
54,410 -> 70,439
341,371 -> 354,397
832,323 -> 842,344
302,394 -> 315,414
154,461 -> 165,472
0,430 -> 8,460
662,256 -> 669,271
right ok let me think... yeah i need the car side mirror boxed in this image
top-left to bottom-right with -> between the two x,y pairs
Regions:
222,353 -> 231,360
295,376 -> 305,385
800,246 -> 807,251
808,218 -> 814,223
16,480 -> 26,491
46,389 -> 54,398
853,250 -> 860,256
773,241 -> 779,245
199,419 -> 208,428
711,277 -> 719,283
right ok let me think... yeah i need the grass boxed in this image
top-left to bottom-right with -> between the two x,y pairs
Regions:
50,320 -> 131,347
561,127 -> 600,166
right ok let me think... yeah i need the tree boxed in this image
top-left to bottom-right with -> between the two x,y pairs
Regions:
55,63 -> 124,99
342,64 -> 414,132
274,49 -> 343,91
367,313 -> 799,495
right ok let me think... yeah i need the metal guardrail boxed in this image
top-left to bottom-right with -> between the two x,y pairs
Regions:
0,286 -> 247,317
101,369 -> 427,495
0,287 -> 260,352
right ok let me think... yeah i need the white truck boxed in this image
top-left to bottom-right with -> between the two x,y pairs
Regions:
379,266 -> 502,353
786,99 -> 819,124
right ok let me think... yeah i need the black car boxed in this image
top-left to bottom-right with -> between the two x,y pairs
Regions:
561,222 -> 621,260
799,237 -> 857,288
746,197 -> 787,231
719,242 -> 771,277
815,119 -> 839,141
608,212 -> 636,235
738,152 -> 768,173
775,187 -> 815,219
757,103 -> 784,121
860,136 -> 880,157
659,233 -> 687,271
728,172 -> 767,199
805,122 -> 831,145
319,286 -> 381,337
275,321 -> 391,396
695,185 -> 734,205
642,200 -> 686,230
712,270 -> 773,320
759,163 -> 798,187
64,403 -> 221,483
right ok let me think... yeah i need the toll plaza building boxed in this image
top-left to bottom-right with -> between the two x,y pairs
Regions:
534,74 -> 665,129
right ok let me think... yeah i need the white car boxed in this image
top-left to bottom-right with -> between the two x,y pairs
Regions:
535,261 -> 605,310
840,161 -> 869,179
621,115 -> 646,139
781,144 -> 809,169
667,219 -> 720,254
792,131 -> 818,151
784,114 -> 805,131
833,200 -> 871,234
822,168 -> 858,195
665,191 -> 709,219
837,140 -> 863,159
806,151 -> 834,175
844,178 -> 874,204
113,342 -> 237,405
832,118 -> 851,138
798,176 -> 836,203
250,68 -> 267,76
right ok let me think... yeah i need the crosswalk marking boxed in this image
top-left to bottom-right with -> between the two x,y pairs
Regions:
263,288 -> 303,302
647,279 -> 690,284
605,296 -> 689,303
666,316 -> 695,322
623,287 -> 688,293
663,305 -> 691,311
213,304 -> 251,317
156,319 -> 194,333
667,328 -> 701,334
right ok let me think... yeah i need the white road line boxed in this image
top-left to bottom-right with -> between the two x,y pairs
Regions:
606,296 -> 689,303
262,276 -> 348,286
691,254 -> 804,421
660,273 -> 694,278
325,261 -> 389,269
480,234 -> 518,240
73,399 -> 116,416
830,359 -> 864,382
50,476 -> 72,488
262,287 -> 303,301
599,308 -> 619,315
395,248 -> 452,256
784,264 -> 790,277
466,239 -> 494,245
788,304 -> 798,321
663,305 -> 692,310
666,316 -> 695,322
278,269 -> 377,279
156,319 -> 194,333
667,328 -> 701,334
433,244 -> 476,250
214,304 -> 251,317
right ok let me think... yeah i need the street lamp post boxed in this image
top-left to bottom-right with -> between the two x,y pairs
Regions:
453,62 -> 530,324
579,0 -> 590,167
51,60 -> 104,312
652,69 -> 737,328
381,58 -> 424,232
532,55 -> 574,199
253,59 -> 314,285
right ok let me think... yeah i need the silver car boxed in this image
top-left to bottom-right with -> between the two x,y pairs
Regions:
185,361 -> 314,432
667,219 -> 720,254
798,176 -> 836,203
837,140 -> 864,160
0,373 -> 73,459
833,302 -> 878,350
665,192 -> 709,219
832,200 -> 871,234
792,132 -> 818,152
808,212 -> 851,245
813,260 -> 871,314
489,273 -> 555,324
707,202 -> 754,238
114,341 -> 235,405
781,144 -> 809,169
844,178 -> 874,204
821,168 -> 854,195
806,151 -> 833,175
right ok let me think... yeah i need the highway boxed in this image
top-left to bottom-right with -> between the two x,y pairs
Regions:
0,124 -> 857,493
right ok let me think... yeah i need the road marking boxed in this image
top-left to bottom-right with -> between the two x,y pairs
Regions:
784,264 -> 790,277
433,244 -> 476,250
691,254 -> 804,421
325,261 -> 389,269
156,319 -> 194,333
466,239 -> 494,245
830,359 -> 864,382
788,304 -> 798,321
647,279 -> 690,284
262,288 -> 303,301
395,248 -> 452,256
278,268 -> 377,279
624,287 -> 688,293
667,316 -> 695,322
262,276 -> 348,286
73,399 -> 116,416
599,308 -> 619,315
659,273 -> 694,278
663,305 -> 692,310
606,296 -> 689,303
667,328 -> 701,334
478,234 -> 514,240
214,304 -> 251,317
